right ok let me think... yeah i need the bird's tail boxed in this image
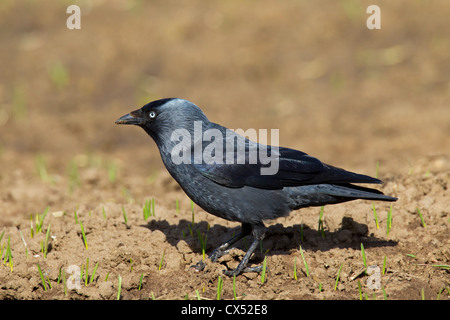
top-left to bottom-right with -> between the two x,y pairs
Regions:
323,183 -> 397,202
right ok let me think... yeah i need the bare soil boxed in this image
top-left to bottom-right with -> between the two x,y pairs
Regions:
0,1 -> 448,300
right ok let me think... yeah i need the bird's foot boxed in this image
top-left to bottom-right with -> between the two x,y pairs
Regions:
190,259 -> 207,272
223,264 -> 266,277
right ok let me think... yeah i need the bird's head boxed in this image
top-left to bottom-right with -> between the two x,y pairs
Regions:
115,98 -> 209,143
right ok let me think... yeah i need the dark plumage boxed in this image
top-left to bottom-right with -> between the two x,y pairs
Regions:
116,98 -> 397,276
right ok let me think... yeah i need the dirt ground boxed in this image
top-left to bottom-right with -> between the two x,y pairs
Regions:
0,1 -> 449,300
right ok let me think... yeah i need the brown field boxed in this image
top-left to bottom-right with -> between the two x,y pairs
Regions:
0,1 -> 448,300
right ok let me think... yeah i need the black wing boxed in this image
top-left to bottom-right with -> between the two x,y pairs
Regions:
193,141 -> 381,190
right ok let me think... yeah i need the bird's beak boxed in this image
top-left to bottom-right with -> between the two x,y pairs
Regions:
115,110 -> 144,125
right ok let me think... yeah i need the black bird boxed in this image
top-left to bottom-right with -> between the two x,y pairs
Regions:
116,98 -> 397,276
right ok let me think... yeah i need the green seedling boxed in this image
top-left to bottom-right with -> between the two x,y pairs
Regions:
138,273 -> 144,291
261,256 -> 267,284
143,199 -> 151,221
79,219 -> 88,250
85,257 -> 89,286
105,272 -> 110,282
18,229 -> 29,259
37,264 -> 48,291
361,243 -> 367,274
44,223 -> 51,258
357,280 -> 363,300
382,287 -> 388,300
416,207 -> 426,228
74,210 -> 79,224
176,199 -> 180,215
158,251 -> 165,271
386,204 -> 393,235
122,206 -> 129,228
293,257 -> 298,280
62,270 -> 67,296
117,275 -> 122,300
382,255 -> 387,275
318,206 -> 325,237
372,203 -> 379,229
196,229 -> 207,260
90,262 -> 99,284
216,276 -> 223,300
3,236 -> 13,272
299,245 -> 310,277
36,207 -> 49,233
102,206 -> 107,219
335,263 -> 343,290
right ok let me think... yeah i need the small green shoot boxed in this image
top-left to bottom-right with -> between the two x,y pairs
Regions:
122,206 -> 129,228
37,264 -> 48,291
43,223 -> 51,258
196,229 -> 207,260
416,207 -> 426,228
79,219 -> 88,250
386,204 -> 393,235
357,280 -> 362,300
361,243 -> 367,274
335,263 -> 343,290
3,236 -> 13,272
143,199 -> 151,221
293,257 -> 298,280
372,203 -> 379,229
318,206 -> 325,237
176,199 -> 180,215
102,206 -> 107,219
74,211 -> 79,224
62,270 -> 67,296
85,257 -> 89,286
158,251 -> 165,271
18,229 -> 29,259
138,273 -> 144,291
382,255 -> 387,275
36,207 -> 49,233
299,245 -> 309,277
216,276 -> 223,300
90,262 -> 99,283
261,256 -> 267,284
117,275 -> 122,300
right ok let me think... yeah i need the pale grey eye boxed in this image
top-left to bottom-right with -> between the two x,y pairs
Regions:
149,111 -> 156,119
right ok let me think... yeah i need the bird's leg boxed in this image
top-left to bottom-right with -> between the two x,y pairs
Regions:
223,223 -> 266,277
192,223 -> 252,272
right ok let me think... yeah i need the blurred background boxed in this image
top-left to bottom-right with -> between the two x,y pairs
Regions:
0,0 -> 449,217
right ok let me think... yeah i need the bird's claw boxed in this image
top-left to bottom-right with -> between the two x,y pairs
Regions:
223,265 -> 266,277
190,260 -> 207,272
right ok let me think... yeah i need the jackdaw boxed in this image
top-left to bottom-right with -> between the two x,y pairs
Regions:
116,98 -> 397,276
